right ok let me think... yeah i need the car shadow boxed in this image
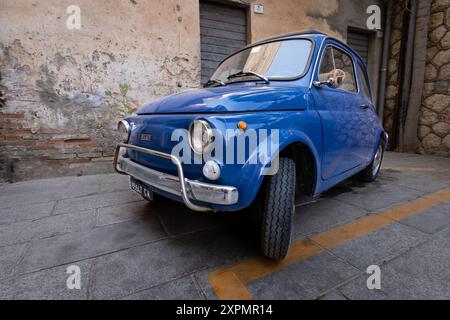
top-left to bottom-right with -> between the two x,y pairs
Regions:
142,174 -> 383,259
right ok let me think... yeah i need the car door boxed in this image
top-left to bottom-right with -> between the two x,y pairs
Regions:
355,60 -> 379,163
311,42 -> 365,180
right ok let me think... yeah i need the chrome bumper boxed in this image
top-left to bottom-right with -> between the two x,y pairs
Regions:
113,143 -> 239,212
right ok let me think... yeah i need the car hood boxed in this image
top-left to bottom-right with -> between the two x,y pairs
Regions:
137,84 -> 309,114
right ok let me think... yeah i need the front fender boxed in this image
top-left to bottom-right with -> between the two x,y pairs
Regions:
208,110 -> 322,211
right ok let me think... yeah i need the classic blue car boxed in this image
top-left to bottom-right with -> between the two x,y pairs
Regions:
114,30 -> 388,260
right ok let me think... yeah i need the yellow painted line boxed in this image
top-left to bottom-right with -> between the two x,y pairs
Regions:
209,188 -> 450,300
209,270 -> 252,300
310,214 -> 392,249
382,166 -> 450,172
381,188 -> 450,221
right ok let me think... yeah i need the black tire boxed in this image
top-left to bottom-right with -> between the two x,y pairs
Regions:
358,140 -> 384,182
260,157 -> 296,260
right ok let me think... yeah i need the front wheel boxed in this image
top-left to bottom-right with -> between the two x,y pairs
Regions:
358,141 -> 384,182
260,157 -> 296,260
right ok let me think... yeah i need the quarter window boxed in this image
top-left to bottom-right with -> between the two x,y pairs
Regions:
318,46 -> 357,93
357,62 -> 372,101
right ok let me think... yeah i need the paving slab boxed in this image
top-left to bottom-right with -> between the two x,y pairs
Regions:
316,290 -> 348,300
122,275 -> 202,300
436,225 -> 450,240
0,201 -> 56,225
0,244 -> 27,280
97,174 -> 131,193
399,203 -> 450,234
329,222 -> 430,270
0,209 -> 96,247
96,200 -> 149,226
380,169 -> 450,194
0,260 -> 91,300
18,216 -> 167,274
245,251 -> 360,300
293,198 -> 370,237
327,180 -> 424,212
54,190 -> 142,214
155,199 -> 226,236
0,176 -> 101,208
338,237 -> 450,300
89,225 -> 257,299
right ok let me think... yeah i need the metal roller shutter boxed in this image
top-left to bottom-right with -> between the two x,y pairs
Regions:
347,30 -> 369,65
200,1 -> 247,84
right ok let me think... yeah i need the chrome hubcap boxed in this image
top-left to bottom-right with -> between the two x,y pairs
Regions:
372,145 -> 383,176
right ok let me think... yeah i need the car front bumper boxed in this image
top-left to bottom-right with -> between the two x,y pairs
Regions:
113,143 -> 239,212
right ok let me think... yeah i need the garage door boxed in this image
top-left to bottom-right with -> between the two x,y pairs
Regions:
200,1 -> 247,84
347,30 -> 369,65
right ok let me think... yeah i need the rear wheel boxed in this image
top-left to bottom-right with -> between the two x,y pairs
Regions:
358,141 -> 384,182
260,157 -> 296,260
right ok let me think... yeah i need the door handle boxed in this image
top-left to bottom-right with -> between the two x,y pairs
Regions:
360,104 -> 370,110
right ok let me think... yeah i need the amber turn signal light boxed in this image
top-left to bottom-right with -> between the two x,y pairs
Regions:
237,121 -> 247,131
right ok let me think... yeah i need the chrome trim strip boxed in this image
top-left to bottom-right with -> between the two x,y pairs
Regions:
113,144 -> 239,212
309,36 -> 328,89
382,131 -> 389,149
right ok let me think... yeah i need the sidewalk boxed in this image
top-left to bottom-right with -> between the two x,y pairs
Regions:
0,152 -> 449,299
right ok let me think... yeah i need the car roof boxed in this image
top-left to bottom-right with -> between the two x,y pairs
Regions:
249,29 -> 326,46
248,29 -> 366,66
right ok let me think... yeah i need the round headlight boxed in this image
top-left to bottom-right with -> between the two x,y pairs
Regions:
117,120 -> 130,143
188,119 -> 214,154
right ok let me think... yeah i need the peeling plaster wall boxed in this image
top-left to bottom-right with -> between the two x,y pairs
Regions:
231,0 -> 385,42
1,0 -> 384,182
246,0 -> 342,41
0,0 -> 201,181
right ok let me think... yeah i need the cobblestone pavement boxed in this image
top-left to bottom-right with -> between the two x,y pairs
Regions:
0,152 -> 449,300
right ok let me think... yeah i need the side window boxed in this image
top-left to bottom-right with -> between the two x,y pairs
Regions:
318,47 -> 334,82
331,48 -> 357,93
318,46 -> 357,93
357,62 -> 372,101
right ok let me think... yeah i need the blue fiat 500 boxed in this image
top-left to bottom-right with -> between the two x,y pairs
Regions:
114,31 -> 388,260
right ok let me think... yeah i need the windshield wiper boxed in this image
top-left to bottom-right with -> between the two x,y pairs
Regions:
227,71 -> 269,83
204,79 -> 226,87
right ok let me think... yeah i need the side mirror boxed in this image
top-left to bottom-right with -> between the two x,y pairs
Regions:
313,78 -> 337,88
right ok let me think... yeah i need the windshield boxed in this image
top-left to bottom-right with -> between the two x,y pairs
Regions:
210,39 -> 313,84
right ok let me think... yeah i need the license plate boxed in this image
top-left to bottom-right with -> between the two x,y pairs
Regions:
130,178 -> 153,201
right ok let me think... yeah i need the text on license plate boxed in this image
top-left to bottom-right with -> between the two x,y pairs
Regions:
130,179 -> 153,201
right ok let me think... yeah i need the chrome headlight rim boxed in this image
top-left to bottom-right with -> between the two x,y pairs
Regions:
117,120 -> 131,143
188,119 -> 214,154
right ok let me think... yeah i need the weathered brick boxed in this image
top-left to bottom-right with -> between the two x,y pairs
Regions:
2,129 -> 32,136
47,153 -> 77,160
102,151 -> 116,157
92,156 -> 114,162
77,152 -> 102,158
0,113 -> 25,119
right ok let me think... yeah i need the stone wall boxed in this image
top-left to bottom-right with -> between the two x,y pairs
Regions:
418,0 -> 450,155
383,0 -> 450,156
382,1 -> 405,140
